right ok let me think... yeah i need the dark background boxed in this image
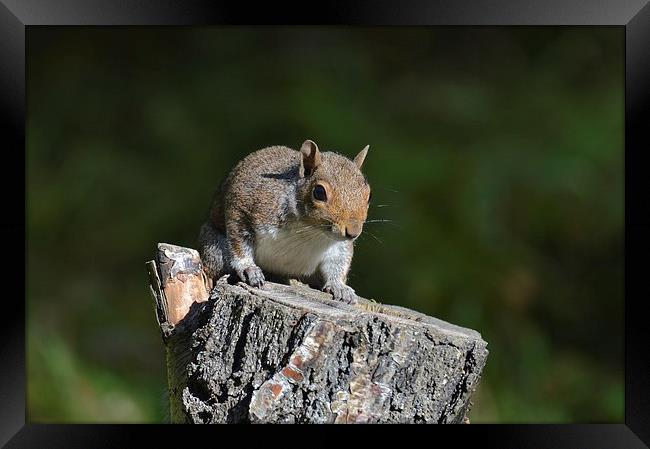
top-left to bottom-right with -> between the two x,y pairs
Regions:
26,26 -> 623,423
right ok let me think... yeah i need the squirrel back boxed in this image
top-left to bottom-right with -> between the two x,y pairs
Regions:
213,145 -> 302,232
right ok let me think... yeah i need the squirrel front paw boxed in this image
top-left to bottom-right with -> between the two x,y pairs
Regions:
323,282 -> 357,304
236,265 -> 265,288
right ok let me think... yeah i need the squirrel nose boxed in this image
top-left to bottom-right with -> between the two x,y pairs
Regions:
345,225 -> 361,239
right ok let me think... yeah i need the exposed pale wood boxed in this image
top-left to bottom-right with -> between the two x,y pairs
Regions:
147,243 -> 489,424
151,243 -> 210,327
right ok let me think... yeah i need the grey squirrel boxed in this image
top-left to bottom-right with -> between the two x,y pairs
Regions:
197,139 -> 371,304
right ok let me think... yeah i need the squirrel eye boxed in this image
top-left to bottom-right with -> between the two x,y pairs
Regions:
313,184 -> 327,202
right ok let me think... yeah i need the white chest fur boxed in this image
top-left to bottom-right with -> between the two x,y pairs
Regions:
254,222 -> 340,278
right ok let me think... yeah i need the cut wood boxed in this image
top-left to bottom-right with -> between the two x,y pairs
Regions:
146,243 -> 488,423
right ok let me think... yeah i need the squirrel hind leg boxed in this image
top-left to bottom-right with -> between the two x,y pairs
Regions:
197,221 -> 231,281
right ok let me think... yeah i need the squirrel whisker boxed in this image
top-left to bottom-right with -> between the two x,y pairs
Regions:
361,229 -> 384,244
294,223 -> 331,232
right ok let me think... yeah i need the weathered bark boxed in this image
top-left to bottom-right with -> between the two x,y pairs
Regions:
147,243 -> 489,424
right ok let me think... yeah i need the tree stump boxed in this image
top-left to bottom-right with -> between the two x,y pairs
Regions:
146,243 -> 489,423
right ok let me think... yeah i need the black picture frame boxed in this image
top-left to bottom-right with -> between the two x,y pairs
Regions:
2,1 -> 648,447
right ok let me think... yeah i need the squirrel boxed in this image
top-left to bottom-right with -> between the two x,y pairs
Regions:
197,139 -> 371,304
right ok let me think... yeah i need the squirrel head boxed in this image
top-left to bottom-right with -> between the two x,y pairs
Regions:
298,139 -> 371,241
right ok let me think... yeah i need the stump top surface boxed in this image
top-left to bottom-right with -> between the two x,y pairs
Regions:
213,277 -> 485,344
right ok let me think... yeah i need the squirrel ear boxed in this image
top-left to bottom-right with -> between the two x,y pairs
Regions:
299,139 -> 321,177
354,145 -> 369,169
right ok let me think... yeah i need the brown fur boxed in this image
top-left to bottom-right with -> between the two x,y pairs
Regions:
198,140 -> 371,303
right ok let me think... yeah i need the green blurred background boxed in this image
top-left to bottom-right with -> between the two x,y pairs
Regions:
27,27 -> 623,423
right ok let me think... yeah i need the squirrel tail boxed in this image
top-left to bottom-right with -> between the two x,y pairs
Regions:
197,220 -> 230,280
